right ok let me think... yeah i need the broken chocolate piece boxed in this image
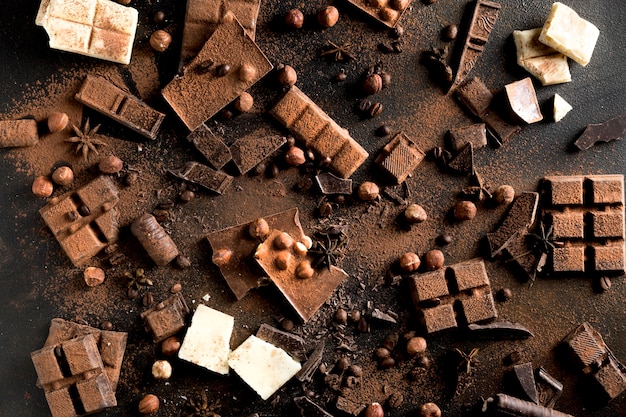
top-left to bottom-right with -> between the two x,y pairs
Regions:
536,367 -> 563,408
513,362 -> 539,403
316,172 -> 353,195
573,112 -> 626,151
467,321 -> 534,340
489,394 -> 574,417
163,12 -> 272,131
75,75 -> 165,140
447,142 -> 474,175
140,292 -> 190,342
296,342 -> 324,383
451,0 -> 501,89
345,0 -> 412,29
294,396 -> 334,417
256,323 -> 307,361
487,192 -> 539,257
230,133 -> 286,175
187,124 -> 232,169
335,396 -> 366,416
0,119 -> 38,148
505,77 -> 543,124
370,308 -> 397,324
513,28 -> 571,86
448,123 -> 486,152
168,161 -> 233,194
553,94 -> 572,123
374,132 -> 425,184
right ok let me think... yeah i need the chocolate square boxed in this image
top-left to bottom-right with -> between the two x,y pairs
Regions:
552,246 -> 585,272
421,304 -> 457,333
593,244 -> 625,272
448,123 -> 487,152
591,211 -> 624,238
140,293 -> 190,342
589,175 -> 624,205
547,176 -> 584,205
460,292 -> 497,324
375,132 -> 425,184
408,269 -> 448,302
451,258 -> 489,291
551,212 -> 585,239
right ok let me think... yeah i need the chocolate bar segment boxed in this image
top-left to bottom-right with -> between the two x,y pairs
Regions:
75,75 -> 165,140
230,133 -> 286,175
187,124 -> 232,169
346,0 -> 412,29
574,112 -> 626,151
168,161 -> 233,194
448,123 -> 486,152
374,132 -> 425,184
0,119 -> 39,148
140,293 -> 190,342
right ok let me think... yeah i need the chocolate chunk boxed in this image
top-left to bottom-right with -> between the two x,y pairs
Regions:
447,142 -> 474,175
370,308 -> 397,324
315,172 -> 353,195
0,119 -> 38,148
140,293 -> 190,342
504,77 -> 543,124
513,362 -> 539,403
335,396 -> 366,416
490,394 -> 574,417
487,192 -> 539,257
187,124 -> 232,169
448,123 -> 486,152
574,112 -> 626,151
168,161 -> 233,194
296,342 -> 325,383
230,133 -> 286,175
75,75 -> 165,140
374,132 -> 425,184
256,323 -> 307,361
293,396 -> 334,417
467,322 -> 534,340
535,367 -> 563,408
345,0 -> 412,29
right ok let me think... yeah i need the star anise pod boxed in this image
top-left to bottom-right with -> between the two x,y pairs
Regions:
64,119 -> 108,161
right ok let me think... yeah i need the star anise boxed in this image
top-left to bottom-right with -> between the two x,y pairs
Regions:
184,391 -> 221,417
65,119 -> 108,161
320,40 -> 355,61
455,347 -> 479,374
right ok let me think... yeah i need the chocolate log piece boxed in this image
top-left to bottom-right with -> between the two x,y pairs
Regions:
75,75 -> 165,140
490,394 -> 574,417
451,0 -> 501,89
374,132 -> 425,184
0,119 -> 39,148
39,176 -> 119,267
163,12 -> 273,131
574,112 -> 626,151
131,213 -> 179,266
315,172 -> 352,195
31,334 -> 117,417
448,123 -> 486,152
256,323 -> 307,361
180,0 -> 260,66
487,192 -> 539,257
140,293 -> 190,342
293,396 -> 334,417
186,124 -> 232,169
230,133 -> 286,175
168,161 -> 233,194
505,77 -> 543,124
345,0 -> 412,29
270,86 -> 368,179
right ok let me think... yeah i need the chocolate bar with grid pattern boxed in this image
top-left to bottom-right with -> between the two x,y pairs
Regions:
374,132 -> 425,184
140,293 -> 190,342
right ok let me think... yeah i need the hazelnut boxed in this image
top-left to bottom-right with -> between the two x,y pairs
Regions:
149,30 -> 172,52
32,176 -> 54,198
238,64 -> 257,82
161,336 -> 181,356
274,232 -> 294,250
406,337 -> 427,356
418,402 -> 441,417
234,92 -> 254,113
454,200 -> 477,221
277,65 -> 297,86
84,267 -> 105,287
349,310 -> 361,323
151,359 -> 172,380
379,7 -> 399,22
212,248 -> 232,266
98,155 -> 123,174
284,8 -> 304,29
390,0 -> 410,9
317,6 -> 339,28
497,287 -> 513,302
442,23 -> 458,42
334,308 -> 348,324
375,347 -> 390,359
47,112 -> 69,133
399,252 -> 421,272
423,249 -> 445,270
358,181 -> 379,201
404,204 -> 427,223
365,402 -> 384,417
51,166 -> 74,186
249,218 -> 270,240
179,190 -> 195,203
275,251 -> 292,270
494,185 -> 515,205
336,356 -> 351,371
295,260 -> 314,279
293,241 -> 308,256
138,394 -> 160,414
362,73 -> 383,95
285,146 -> 306,166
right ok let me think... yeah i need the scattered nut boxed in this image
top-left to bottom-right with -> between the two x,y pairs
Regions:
358,181 -> 379,201
212,248 -> 232,266
32,176 -> 54,198
151,360 -> 172,380
179,190 -> 195,203
149,30 -> 172,52
295,260 -> 315,279
284,9 -> 304,29
454,200 -> 477,221
170,282 -> 183,293
424,249 -> 445,270
406,337 -> 427,356
83,266 -> 105,287
494,185 -> 515,205
442,24 -> 458,42
405,204 -> 427,223
274,232 -> 294,250
334,308 -> 348,324
98,155 -> 123,174
51,166 -> 74,186
497,287 -> 513,302
238,64 -> 257,82
249,218 -> 270,240
277,65 -> 297,86
317,5 -> 339,28
418,402 -> 441,417
362,73 -> 383,95
349,310 -> 361,323
47,112 -> 69,133
285,146 -> 306,166
399,252 -> 421,272
365,402 -> 384,417
375,347 -> 390,359
138,394 -> 160,414
235,92 -> 254,112
275,251 -> 292,270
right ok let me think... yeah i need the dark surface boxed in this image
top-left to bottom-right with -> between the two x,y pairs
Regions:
1,1 -> 626,416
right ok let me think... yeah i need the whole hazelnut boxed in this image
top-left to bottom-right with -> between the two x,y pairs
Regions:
349,310 -> 361,323
358,181 -> 379,201
274,232 -> 294,250
51,166 -> 74,186
170,282 -> 183,293
399,252 -> 421,272
212,248 -> 232,266
365,402 -> 384,417
454,200 -> 477,221
32,176 -> 54,198
98,155 -> 123,174
494,185 -> 515,205
334,308 -> 348,324
375,347 -> 390,359
238,64 -> 257,82
179,190 -> 195,203
84,266 -> 105,287
47,112 -> 69,133
277,65 -> 297,86
234,92 -> 254,112
406,337 -> 427,356
442,23 -> 458,42
362,73 -> 383,95
285,146 -> 306,166
161,336 -> 181,356
295,260 -> 315,279
404,204 -> 427,223
390,0 -> 410,10
317,6 -> 339,28
284,9 -> 304,29
418,402 -> 441,417
151,359 -> 172,380
249,218 -> 270,240
497,287 -> 513,302
293,241 -> 308,256
275,251 -> 292,270
379,7 -> 399,22
424,249 -> 445,270
138,394 -> 160,414
149,29 -> 172,52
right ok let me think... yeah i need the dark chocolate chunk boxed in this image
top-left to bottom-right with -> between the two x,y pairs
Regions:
296,342 -> 325,383
536,367 -> 563,408
487,192 -> 539,257
574,112 -> 626,151
256,323 -> 307,361
230,133 -> 286,175
467,321 -> 534,340
293,396 -> 334,417
140,293 -> 190,342
513,362 -> 539,403
316,172 -> 353,195
374,132 -> 425,184
335,396 -> 366,416
168,161 -> 233,194
447,142 -> 474,175
448,123 -> 487,152
187,124 -> 232,169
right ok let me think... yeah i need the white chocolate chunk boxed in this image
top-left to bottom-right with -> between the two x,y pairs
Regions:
513,28 -> 571,86
539,2 -> 599,66
228,335 -> 301,400
553,93 -> 573,122
505,77 -> 543,125
178,304 -> 234,375
514,28 -> 556,65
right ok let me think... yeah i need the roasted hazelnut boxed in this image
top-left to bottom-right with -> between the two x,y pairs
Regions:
349,310 -> 361,323
317,6 -> 339,28
376,124 -> 391,136
51,166 -> 74,186
494,185 -> 515,205
100,321 -> 113,330
170,282 -> 183,293
379,7 -> 399,22
406,337 -> 427,356
138,394 -> 160,414
275,251 -> 292,270
424,249 -> 445,270
277,65 -> 297,86
442,24 -> 458,41
274,232 -> 294,250
399,252 -> 421,272
454,200 -> 477,221
149,30 -> 172,52
497,287 -> 513,302
32,176 -> 54,198
436,233 -> 452,246
295,260 -> 315,279
179,190 -> 195,203
285,146 -> 306,166
293,241 -> 308,256
404,204 -> 427,223
281,318 -> 295,332
362,73 -> 383,95
336,356 -> 351,372
418,402 -> 441,417
390,0 -> 410,9
284,9 -> 304,29
382,333 -> 399,350
234,92 -> 254,112
47,112 -> 69,133
98,155 -> 123,174
83,267 -> 105,287
212,248 -> 232,266
152,360 -> 172,380
358,181 -> 379,201
153,10 -> 165,24
334,308 -> 348,324
380,356 -> 396,369
375,347 -> 390,359
249,218 -> 270,240
348,364 -> 363,377
238,64 -> 257,82
365,402 -> 384,417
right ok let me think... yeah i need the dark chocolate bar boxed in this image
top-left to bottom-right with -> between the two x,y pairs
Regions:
187,124 -> 232,169
168,161 -> 233,194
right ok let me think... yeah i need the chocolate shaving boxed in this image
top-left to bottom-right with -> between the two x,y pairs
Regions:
467,321 -> 534,339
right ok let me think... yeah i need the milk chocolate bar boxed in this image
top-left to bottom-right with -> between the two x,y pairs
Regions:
0,119 -> 39,148
168,162 -> 233,194
346,0 -> 412,29
75,75 -> 165,140
187,124 -> 232,169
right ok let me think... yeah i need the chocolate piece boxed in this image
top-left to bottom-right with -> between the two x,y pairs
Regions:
345,0 -> 412,29
505,77 -> 543,124
382,183 -> 409,205
296,342 -> 324,383
513,362 -> 539,403
489,394 -> 574,417
270,86 -> 369,179
75,75 -> 165,140
513,28 -> 571,86
574,112 -> 626,151
187,124 -> 232,169
140,292 -> 190,342
315,172 -> 353,195
168,161 -> 233,194
448,123 -> 486,152
39,176 -> 119,266
0,119 -> 38,148
335,396 -> 366,416
447,142 -> 474,175
370,308 -> 397,324
131,213 -> 179,266
467,322 -> 534,340
536,367 -> 563,408
408,258 -> 497,334
31,334 -> 117,417
230,133 -> 286,175
294,397 -> 334,417
374,132 -> 425,184
256,323 -> 307,361
163,12 -> 273,131
451,0 -> 501,89
180,0 -> 260,66
487,192 -> 539,257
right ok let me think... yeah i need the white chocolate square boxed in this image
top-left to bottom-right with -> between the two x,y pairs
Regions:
553,93 -> 573,122
513,28 -> 571,86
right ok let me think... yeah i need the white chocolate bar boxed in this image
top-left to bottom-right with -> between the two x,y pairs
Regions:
36,0 -> 138,65
513,28 -> 571,86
